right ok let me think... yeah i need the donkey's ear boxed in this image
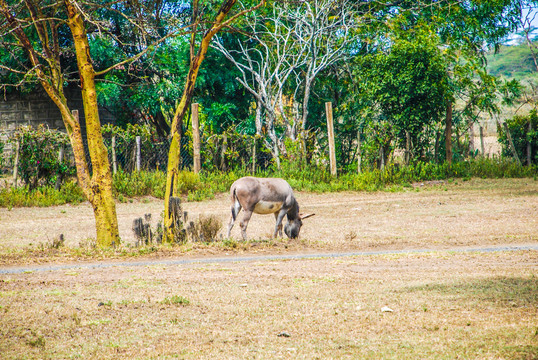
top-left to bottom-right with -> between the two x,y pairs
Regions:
300,213 -> 315,220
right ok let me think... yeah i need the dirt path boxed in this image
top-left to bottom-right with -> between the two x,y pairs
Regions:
1,244 -> 537,274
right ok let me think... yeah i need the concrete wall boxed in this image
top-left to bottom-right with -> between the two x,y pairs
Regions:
0,87 -> 115,138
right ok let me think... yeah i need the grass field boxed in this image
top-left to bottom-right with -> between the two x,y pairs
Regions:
0,178 -> 536,359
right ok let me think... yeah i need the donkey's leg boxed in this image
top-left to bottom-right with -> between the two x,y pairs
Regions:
227,201 -> 242,238
239,210 -> 253,241
273,209 -> 287,238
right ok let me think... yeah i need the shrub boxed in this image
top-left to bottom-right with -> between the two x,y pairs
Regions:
188,214 -> 222,242
113,170 -> 166,198
9,125 -> 74,189
0,181 -> 85,207
162,295 -> 190,306
498,110 -> 538,165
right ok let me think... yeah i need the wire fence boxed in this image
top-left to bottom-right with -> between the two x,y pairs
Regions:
96,134 -> 274,174
0,130 -> 276,187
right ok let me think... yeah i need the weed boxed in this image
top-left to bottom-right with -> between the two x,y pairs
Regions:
221,238 -> 239,249
344,231 -> 358,242
49,234 -> 65,249
26,332 -> 46,349
162,295 -> 190,306
78,238 -> 96,249
187,214 -> 222,242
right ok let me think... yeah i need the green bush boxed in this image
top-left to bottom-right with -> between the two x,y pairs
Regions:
498,110 -> 538,165
1,157 -> 535,208
113,170 -> 167,198
0,181 -> 85,207
9,125 -> 75,189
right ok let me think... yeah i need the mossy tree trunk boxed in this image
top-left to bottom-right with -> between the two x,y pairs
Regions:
163,0 -> 264,242
65,0 -> 120,247
0,0 -> 120,247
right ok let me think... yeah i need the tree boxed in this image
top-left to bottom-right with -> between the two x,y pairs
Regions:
430,0 -> 521,163
213,0 -> 358,167
291,0 -> 356,135
0,0 -> 175,247
345,0 -> 523,165
213,2 -> 306,167
356,22 -> 448,163
162,0 -> 264,243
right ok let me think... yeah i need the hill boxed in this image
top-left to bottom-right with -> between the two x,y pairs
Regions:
486,42 -> 538,81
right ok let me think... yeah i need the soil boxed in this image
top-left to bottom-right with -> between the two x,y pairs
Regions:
0,178 -> 536,359
0,177 -> 536,258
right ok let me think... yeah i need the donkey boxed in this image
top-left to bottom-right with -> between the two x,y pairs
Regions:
226,177 -> 315,240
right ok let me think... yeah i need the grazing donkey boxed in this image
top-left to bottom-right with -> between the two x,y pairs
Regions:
227,176 -> 314,240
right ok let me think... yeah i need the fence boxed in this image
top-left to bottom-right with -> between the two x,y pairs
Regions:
0,129 -> 276,188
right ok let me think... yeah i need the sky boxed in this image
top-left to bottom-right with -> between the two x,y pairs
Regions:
505,6 -> 538,45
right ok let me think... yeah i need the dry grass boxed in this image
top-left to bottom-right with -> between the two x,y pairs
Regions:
0,178 -> 537,358
0,251 -> 537,359
0,178 -> 537,262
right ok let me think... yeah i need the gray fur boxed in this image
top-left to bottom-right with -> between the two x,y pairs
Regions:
226,176 -> 314,240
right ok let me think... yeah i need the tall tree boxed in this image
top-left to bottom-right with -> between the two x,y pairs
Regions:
356,22 -> 449,163
0,0 -> 175,247
213,2 -> 306,167
162,0 -> 264,242
291,0 -> 356,135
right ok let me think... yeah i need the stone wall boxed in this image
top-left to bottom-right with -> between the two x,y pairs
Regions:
0,87 -> 115,171
0,87 -> 115,138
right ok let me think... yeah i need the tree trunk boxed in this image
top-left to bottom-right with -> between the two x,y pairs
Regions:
163,0 -> 256,242
255,99 -> 263,135
468,122 -> 475,157
434,131 -> 440,163
445,101 -> 453,164
503,122 -> 521,165
164,132 -> 182,242
527,119 -> 532,166
66,0 -> 119,247
301,78 -> 313,132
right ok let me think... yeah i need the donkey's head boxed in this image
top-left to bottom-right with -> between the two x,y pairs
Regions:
284,213 -> 315,239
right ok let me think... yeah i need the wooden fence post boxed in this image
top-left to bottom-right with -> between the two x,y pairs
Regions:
192,103 -> 201,173
479,126 -> 485,156
469,122 -> 475,156
135,136 -> 141,171
55,145 -> 65,190
325,102 -> 337,176
527,119 -> 532,166
220,133 -> 228,171
405,130 -> 411,165
111,135 -> 117,174
12,139 -> 20,188
357,130 -> 362,174
251,138 -> 256,175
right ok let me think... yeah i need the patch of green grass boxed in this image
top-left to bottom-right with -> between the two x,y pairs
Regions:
0,181 -> 85,207
402,276 -> 538,307
501,345 -> 538,360
161,295 -> 190,306
1,158 -> 535,207
26,333 -> 46,349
